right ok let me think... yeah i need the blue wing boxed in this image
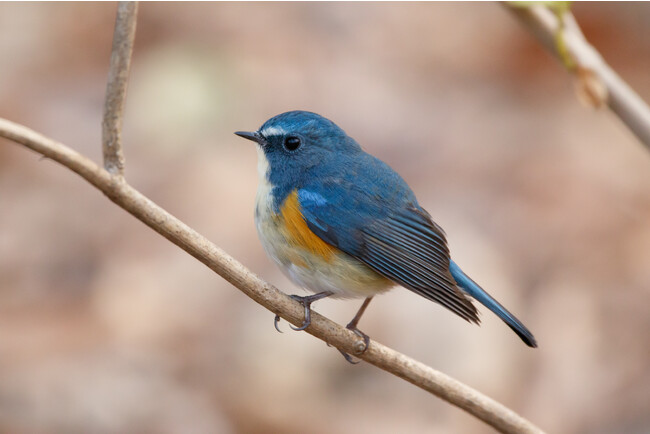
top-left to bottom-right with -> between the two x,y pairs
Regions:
297,153 -> 479,323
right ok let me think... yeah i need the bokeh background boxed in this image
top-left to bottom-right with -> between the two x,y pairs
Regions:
1,2 -> 650,433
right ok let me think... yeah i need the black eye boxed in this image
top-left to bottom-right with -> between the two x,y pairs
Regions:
284,136 -> 301,151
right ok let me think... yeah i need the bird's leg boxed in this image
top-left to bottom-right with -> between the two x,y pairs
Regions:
274,291 -> 334,332
338,296 -> 373,364
289,291 -> 334,331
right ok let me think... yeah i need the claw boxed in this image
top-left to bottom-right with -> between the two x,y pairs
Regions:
273,315 -> 283,333
338,349 -> 361,364
290,322 -> 310,331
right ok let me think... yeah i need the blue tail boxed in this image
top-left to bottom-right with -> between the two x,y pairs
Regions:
449,261 -> 537,347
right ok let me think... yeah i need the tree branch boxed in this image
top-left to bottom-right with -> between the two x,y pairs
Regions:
102,1 -> 138,175
504,3 -> 650,149
0,117 -> 543,434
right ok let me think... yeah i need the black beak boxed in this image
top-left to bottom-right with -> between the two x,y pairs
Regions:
235,131 -> 264,144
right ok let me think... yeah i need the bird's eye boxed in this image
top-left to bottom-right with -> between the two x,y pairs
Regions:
284,136 -> 301,151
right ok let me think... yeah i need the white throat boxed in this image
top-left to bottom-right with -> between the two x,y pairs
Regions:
256,146 -> 269,182
255,147 -> 274,217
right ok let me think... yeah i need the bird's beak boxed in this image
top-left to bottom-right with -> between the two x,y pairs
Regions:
234,131 -> 264,145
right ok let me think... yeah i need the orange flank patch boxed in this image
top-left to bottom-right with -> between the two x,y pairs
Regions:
279,190 -> 336,262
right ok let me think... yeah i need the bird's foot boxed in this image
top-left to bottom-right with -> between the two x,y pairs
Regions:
288,294 -> 316,331
337,322 -> 371,364
273,291 -> 333,332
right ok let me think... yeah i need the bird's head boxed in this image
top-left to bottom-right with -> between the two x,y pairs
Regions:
235,111 -> 361,186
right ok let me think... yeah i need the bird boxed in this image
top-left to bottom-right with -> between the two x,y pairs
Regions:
235,110 -> 536,361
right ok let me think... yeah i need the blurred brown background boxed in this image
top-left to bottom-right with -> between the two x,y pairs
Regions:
1,2 -> 650,433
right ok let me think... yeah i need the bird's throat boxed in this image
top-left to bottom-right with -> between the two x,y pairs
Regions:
255,146 -> 274,219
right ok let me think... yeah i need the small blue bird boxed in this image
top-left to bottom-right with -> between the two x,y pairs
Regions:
236,111 -> 536,361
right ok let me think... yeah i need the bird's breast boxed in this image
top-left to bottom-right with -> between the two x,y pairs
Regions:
254,185 -> 392,298
256,189 -> 336,266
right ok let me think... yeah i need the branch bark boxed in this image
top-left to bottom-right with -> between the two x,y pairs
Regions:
504,3 -> 650,149
0,117 -> 544,434
102,1 -> 138,175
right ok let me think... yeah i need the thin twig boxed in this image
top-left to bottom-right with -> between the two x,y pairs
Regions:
504,3 -> 650,149
102,1 -> 138,175
0,117 -> 544,434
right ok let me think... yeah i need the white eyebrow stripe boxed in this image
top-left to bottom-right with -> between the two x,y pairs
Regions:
261,126 -> 285,136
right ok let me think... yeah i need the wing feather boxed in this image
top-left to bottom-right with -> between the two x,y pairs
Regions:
298,187 -> 479,324
361,211 -> 478,323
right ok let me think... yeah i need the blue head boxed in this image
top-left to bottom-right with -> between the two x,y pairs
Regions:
235,111 -> 362,202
